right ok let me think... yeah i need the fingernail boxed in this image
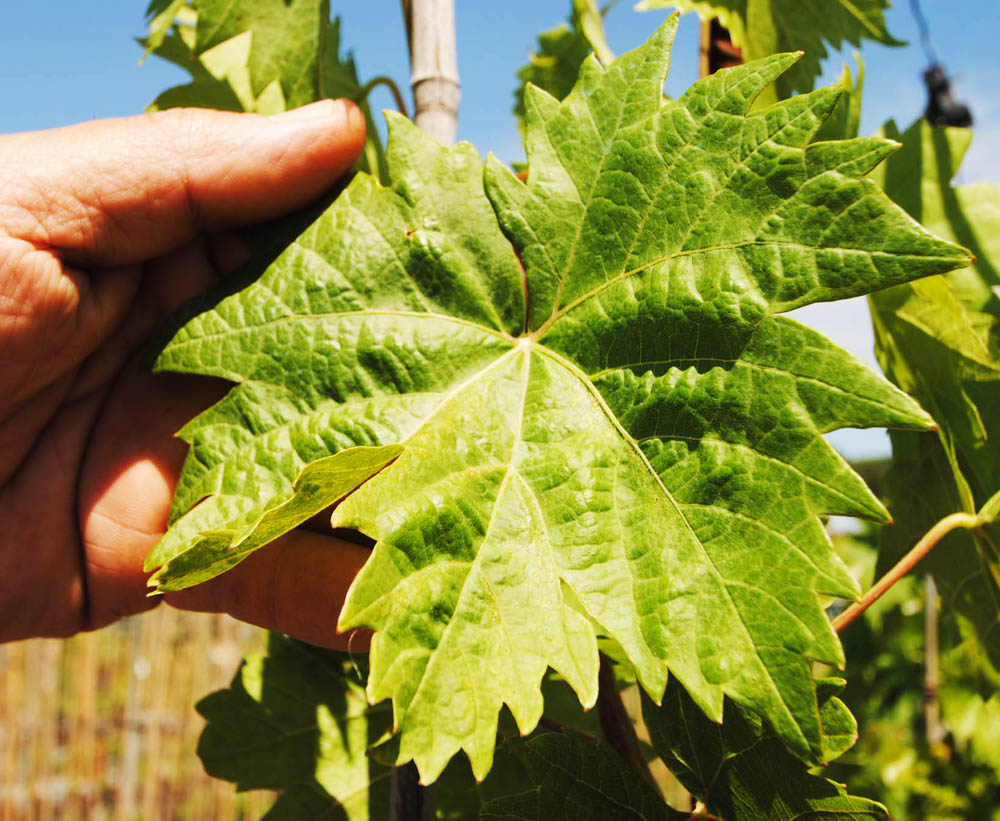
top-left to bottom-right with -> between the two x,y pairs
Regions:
271,99 -> 351,125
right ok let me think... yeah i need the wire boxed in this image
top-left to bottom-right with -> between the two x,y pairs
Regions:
909,0 -> 939,65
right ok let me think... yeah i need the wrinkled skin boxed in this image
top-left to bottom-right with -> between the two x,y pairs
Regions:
0,100 -> 372,648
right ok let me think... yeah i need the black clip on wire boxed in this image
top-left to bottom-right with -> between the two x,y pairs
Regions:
923,64 -> 973,128
910,0 -> 973,127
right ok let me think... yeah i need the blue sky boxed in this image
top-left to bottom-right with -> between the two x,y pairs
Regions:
3,1 -> 996,175
2,0 -> 997,458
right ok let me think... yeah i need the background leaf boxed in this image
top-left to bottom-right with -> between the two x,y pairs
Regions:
479,733 -> 687,821
197,634 -> 393,819
642,678 -> 888,819
200,634 -> 548,820
812,54 -> 864,143
142,0 -> 188,59
822,526 -> 1000,819
141,1 -> 387,181
513,0 -> 615,134
194,0 -> 331,110
636,0 -> 901,105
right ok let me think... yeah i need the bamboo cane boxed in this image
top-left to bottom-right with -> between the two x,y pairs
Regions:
404,0 -> 460,144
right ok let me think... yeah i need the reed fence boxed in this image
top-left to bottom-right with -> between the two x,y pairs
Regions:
1,606 -> 276,819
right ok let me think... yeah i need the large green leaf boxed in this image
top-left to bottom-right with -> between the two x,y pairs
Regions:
867,119 -> 1000,676
513,0 -> 615,133
196,634 -> 393,819
150,19 -> 968,782
637,0 -> 901,104
643,678 -> 888,819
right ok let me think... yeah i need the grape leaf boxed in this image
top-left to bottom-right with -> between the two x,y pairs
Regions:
636,0 -> 901,104
142,0 -> 188,59
199,634 -> 543,820
865,119 -> 1000,790
823,536 -> 1000,818
141,0 -> 387,181
427,747 -> 534,821
480,733 -> 688,821
867,119 -> 1000,675
939,666 -> 1000,773
642,678 -> 889,819
150,18 -> 969,782
144,0 -> 331,111
196,634 -> 393,819
320,18 -> 390,184
513,0 -> 615,133
869,119 -> 1000,312
192,0 -> 332,110
878,436 -> 1000,673
143,2 -> 288,114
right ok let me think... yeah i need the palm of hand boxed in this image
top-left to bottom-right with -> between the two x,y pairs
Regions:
0,221 -> 224,638
0,104 -> 372,644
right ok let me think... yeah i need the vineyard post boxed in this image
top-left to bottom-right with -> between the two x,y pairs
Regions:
924,574 -> 945,749
402,0 -> 460,144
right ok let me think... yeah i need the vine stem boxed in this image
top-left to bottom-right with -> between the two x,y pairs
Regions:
596,655 -> 658,792
833,512 -> 979,633
356,76 -> 410,120
390,761 -> 422,821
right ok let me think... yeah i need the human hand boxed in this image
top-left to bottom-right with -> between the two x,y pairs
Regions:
0,101 -> 374,647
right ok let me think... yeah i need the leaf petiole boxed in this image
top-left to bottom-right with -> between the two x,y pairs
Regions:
356,75 -> 410,119
833,511 -> 982,633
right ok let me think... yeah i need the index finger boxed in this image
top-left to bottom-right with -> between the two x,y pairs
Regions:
0,100 -> 366,266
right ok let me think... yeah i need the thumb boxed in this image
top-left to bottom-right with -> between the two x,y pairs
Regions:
163,528 -> 374,652
0,99 -> 366,266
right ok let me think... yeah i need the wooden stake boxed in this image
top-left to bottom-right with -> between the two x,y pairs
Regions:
923,574 -> 947,750
405,0 -> 460,144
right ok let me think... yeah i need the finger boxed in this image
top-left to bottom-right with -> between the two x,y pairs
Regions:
79,367 -> 228,631
0,99 -> 366,266
0,386 -> 101,641
164,529 -> 373,652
